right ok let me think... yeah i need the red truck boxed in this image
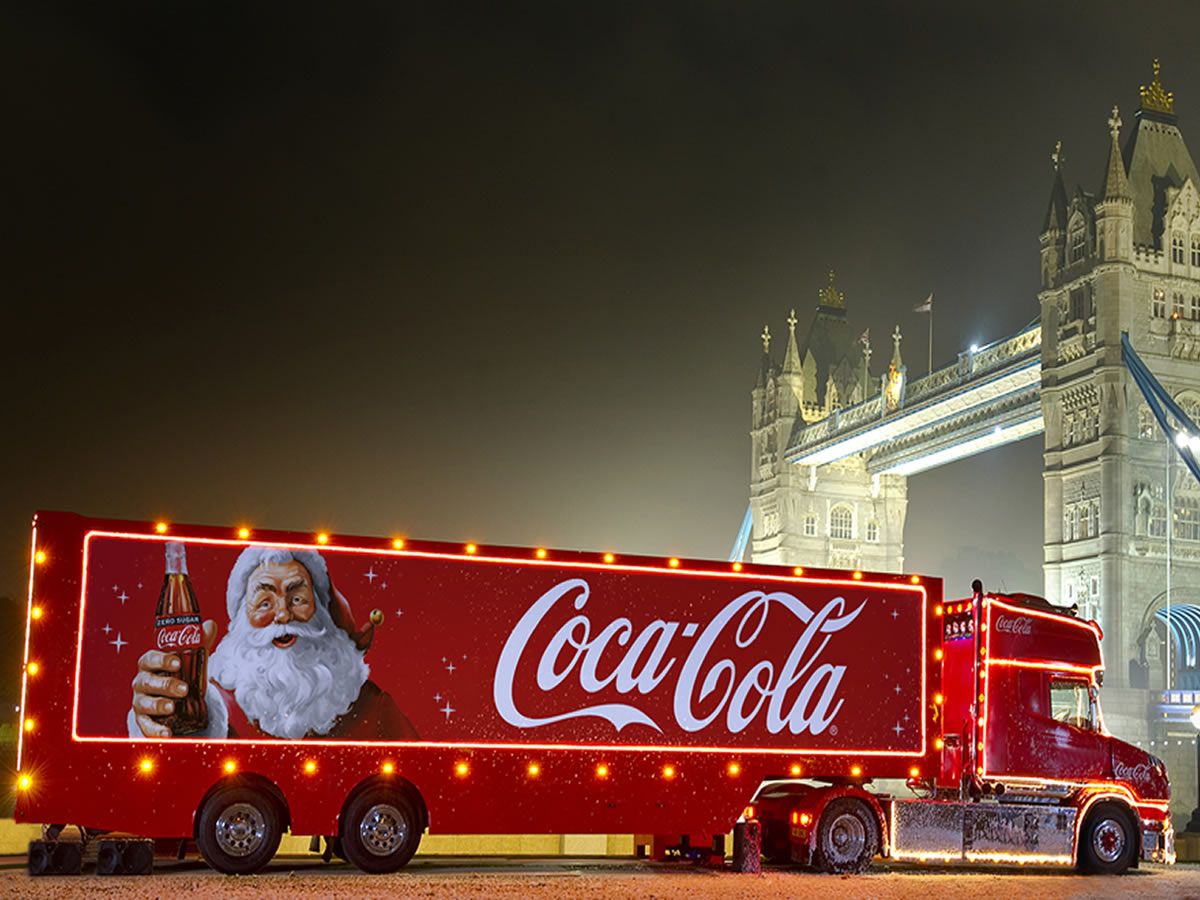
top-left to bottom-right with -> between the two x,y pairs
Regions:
14,511 -> 1173,875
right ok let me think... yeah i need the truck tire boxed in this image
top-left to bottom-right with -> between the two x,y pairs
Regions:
813,798 -> 879,874
195,784 -> 283,875
1078,802 -> 1136,875
340,786 -> 422,874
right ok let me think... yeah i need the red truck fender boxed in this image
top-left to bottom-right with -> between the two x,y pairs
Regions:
773,784 -> 888,865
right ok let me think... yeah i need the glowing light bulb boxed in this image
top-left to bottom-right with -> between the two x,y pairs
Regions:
727,762 -> 741,777
934,693 -> 944,705
668,558 -> 680,568
455,761 -> 470,777
732,562 -> 743,572
933,648 -> 943,661
910,575 -> 920,584
393,538 -> 405,550
316,533 -> 330,545
595,764 -> 609,779
23,719 -> 34,733
34,551 -> 46,565
30,606 -> 42,621
850,765 -> 863,778
223,760 -> 237,774
789,763 -> 802,777
1176,432 -> 1190,449
381,762 -> 395,775
793,567 -> 804,576
26,662 -> 38,676
603,553 -> 615,564
139,758 -> 154,774
799,813 -> 812,826
934,604 -> 943,617
304,760 -> 317,775
465,544 -> 477,555
934,737 -> 945,750
662,765 -> 676,779
527,762 -> 541,777
535,548 -> 548,559
909,766 -> 920,779
155,522 -> 168,534
238,527 -> 251,540
852,571 -> 864,580
17,774 -> 32,791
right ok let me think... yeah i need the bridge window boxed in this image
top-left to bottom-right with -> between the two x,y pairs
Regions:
1173,232 -> 1186,264
1153,287 -> 1167,318
866,520 -> 879,542
803,514 -> 817,537
1178,498 -> 1200,542
1139,404 -> 1157,439
1192,235 -> 1200,267
1069,226 -> 1087,263
1174,291 -> 1186,317
1064,509 -> 1075,542
829,505 -> 854,540
1150,497 -> 1167,539
1192,295 -> 1200,320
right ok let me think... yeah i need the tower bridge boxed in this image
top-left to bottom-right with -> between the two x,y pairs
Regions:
742,61 -> 1200,822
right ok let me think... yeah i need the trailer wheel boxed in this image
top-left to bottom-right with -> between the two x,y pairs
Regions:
195,784 -> 283,875
813,798 -> 879,874
1078,802 -> 1136,875
340,786 -> 421,874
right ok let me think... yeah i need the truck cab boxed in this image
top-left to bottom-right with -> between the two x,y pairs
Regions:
753,588 -> 1174,874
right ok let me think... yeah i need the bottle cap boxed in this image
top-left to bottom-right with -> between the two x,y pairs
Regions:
165,541 -> 188,575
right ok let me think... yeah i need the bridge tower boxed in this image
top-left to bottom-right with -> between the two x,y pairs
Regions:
1039,62 -> 1200,752
749,273 -> 909,571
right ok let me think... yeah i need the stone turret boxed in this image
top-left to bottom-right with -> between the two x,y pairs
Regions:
1095,106 -> 1133,262
1040,141 -> 1069,288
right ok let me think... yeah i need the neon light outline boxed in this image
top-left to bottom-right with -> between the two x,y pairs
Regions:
16,522 -> 37,770
71,529 -> 930,757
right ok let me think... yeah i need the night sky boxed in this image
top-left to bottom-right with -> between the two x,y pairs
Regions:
5,2 -> 1200,613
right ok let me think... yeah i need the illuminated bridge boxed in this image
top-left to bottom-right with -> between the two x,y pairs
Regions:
785,321 -> 1043,476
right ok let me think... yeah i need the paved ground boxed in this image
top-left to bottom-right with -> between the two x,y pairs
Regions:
3,856 -> 1200,898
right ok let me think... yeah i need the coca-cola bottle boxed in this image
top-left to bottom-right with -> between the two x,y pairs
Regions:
154,542 -> 208,734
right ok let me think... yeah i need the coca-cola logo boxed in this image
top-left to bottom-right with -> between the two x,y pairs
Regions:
1113,761 -> 1151,783
994,615 -> 1033,636
493,579 -> 866,736
157,620 -> 203,651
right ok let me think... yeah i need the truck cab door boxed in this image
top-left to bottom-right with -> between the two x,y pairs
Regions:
1041,676 -> 1107,779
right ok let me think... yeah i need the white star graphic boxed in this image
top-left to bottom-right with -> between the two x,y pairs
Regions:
394,608 -> 404,617
365,567 -> 378,583
440,701 -> 455,721
891,609 -> 899,620
381,582 -> 388,590
102,623 -> 112,635
446,662 -> 457,674
892,721 -> 905,736
110,633 -> 127,653
118,591 -> 129,604
434,692 -> 442,703
893,683 -> 902,695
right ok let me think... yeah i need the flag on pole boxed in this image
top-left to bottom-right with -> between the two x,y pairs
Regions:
859,328 -> 870,345
914,293 -> 933,314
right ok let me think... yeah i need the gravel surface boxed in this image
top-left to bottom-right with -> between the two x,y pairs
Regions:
3,858 -> 1200,899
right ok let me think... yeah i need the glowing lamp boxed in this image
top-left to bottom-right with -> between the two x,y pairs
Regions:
727,762 -> 741,777
668,558 -> 680,568
603,553 -> 615,564
465,544 -> 477,555
381,762 -> 395,775
30,606 -> 42,621
155,522 -> 168,534
744,804 -> 756,820
392,538 -> 405,550
935,737 -> 944,750
850,765 -> 863,778
23,719 -> 34,733
799,813 -> 812,826
527,762 -> 541,777
595,764 -> 609,779
978,693 -> 985,703
223,760 -> 237,774
17,774 -> 31,791
535,548 -> 548,559
976,766 -> 984,776
26,662 -> 39,676
790,811 -> 798,825
316,533 -> 330,545
455,761 -> 470,777
852,571 -> 863,580
34,551 -> 46,565
732,562 -> 743,572
909,766 -> 920,778
237,527 -> 251,539
934,693 -> 944,705
789,763 -> 802,777
794,566 -> 804,576
139,758 -> 154,774
304,760 -> 317,775
933,648 -> 943,661
662,765 -> 676,779
1176,432 -> 1191,449
977,741 -> 984,752
934,604 -> 943,617
910,575 -> 920,584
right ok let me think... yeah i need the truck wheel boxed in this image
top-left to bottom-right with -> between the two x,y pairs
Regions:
195,784 -> 283,875
813,798 -> 879,874
1078,802 -> 1136,875
340,787 -> 422,874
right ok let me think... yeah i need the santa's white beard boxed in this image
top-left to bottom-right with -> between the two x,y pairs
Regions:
209,605 -> 369,739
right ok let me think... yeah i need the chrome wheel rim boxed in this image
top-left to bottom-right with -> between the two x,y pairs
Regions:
1092,818 -> 1126,863
215,802 -> 267,858
826,812 -> 866,864
360,803 -> 408,857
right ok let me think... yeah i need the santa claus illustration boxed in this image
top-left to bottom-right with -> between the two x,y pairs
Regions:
129,546 -> 417,740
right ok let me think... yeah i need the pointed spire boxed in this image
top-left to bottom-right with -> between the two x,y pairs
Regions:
890,325 -> 903,369
1139,58 -> 1175,117
817,271 -> 845,309
781,308 -> 802,374
1042,140 -> 1068,233
1102,105 -> 1132,201
755,324 -> 775,388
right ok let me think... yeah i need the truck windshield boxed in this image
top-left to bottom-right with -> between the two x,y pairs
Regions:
1049,679 -> 1096,731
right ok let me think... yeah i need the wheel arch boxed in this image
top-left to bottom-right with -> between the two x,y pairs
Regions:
1075,793 -> 1141,868
192,772 -> 291,839
767,784 -> 886,861
338,774 -> 429,836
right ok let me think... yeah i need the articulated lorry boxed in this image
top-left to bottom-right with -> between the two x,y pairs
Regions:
15,512 -> 1173,875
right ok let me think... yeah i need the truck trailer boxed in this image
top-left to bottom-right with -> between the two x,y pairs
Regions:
14,511 -> 1173,875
